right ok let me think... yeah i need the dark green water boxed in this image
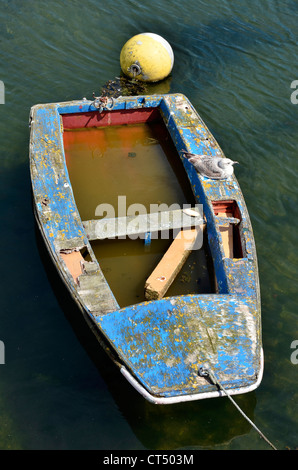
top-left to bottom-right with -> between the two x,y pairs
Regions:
0,0 -> 297,450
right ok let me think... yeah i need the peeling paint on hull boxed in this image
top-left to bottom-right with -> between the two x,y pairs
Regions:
29,93 -> 263,404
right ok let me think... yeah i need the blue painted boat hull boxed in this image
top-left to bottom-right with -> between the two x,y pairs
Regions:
29,93 -> 263,404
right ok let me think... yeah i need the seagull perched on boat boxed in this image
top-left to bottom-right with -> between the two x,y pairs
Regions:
182,151 -> 238,180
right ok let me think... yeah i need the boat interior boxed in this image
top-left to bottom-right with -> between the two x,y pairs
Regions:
60,105 -> 243,308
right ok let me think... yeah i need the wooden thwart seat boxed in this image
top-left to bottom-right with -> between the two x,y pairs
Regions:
82,207 -> 205,241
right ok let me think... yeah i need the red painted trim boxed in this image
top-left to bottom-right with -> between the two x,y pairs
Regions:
62,107 -> 161,129
212,200 -> 242,220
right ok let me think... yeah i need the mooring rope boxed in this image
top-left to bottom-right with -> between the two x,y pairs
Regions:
198,364 -> 277,450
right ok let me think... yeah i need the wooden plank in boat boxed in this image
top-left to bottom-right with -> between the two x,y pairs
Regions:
82,207 -> 205,241
218,212 -> 234,258
144,228 -> 199,300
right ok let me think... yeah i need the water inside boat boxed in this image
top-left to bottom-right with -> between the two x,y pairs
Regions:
63,111 -> 215,307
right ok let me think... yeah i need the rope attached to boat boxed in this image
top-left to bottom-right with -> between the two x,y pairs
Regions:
91,94 -> 115,113
198,364 -> 277,450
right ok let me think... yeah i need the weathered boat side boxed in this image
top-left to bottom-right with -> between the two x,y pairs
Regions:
29,102 -> 119,316
30,93 -> 262,404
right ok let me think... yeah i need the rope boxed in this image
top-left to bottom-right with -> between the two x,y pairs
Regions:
198,364 -> 277,450
91,94 -> 115,113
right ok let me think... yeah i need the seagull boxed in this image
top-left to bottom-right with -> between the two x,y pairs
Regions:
182,151 -> 238,180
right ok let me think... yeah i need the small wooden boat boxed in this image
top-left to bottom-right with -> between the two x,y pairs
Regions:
29,93 -> 263,404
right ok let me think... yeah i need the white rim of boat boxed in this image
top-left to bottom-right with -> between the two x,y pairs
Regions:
120,348 -> 264,405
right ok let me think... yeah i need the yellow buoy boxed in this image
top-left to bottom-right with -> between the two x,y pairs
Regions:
120,33 -> 174,82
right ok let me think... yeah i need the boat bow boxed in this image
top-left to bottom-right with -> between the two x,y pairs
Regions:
95,293 -> 262,404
